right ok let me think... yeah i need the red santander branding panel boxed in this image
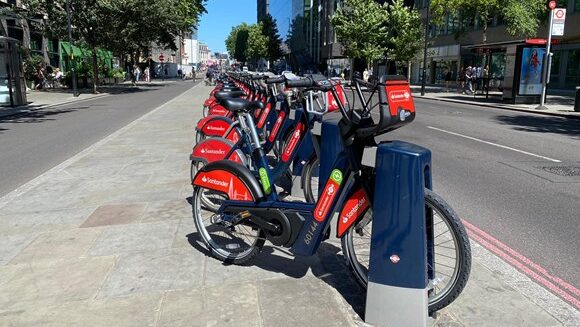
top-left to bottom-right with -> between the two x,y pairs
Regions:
208,105 -> 228,116
313,169 -> 344,222
191,139 -> 242,164
257,103 -> 272,129
327,83 -> 346,112
201,119 -> 230,137
281,122 -> 304,162
193,170 -> 253,201
385,82 -> 415,116
225,128 -> 241,143
268,111 -> 286,142
337,187 -> 370,237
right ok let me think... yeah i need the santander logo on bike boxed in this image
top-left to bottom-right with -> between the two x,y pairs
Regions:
342,196 -> 367,224
200,148 -> 226,155
201,175 -> 228,187
389,90 -> 410,103
205,125 -> 226,132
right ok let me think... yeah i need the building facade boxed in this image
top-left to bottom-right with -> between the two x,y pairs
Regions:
198,42 -> 210,67
413,0 -> 580,90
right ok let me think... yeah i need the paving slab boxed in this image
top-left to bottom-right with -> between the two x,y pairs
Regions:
140,199 -> 191,223
97,247 -> 204,299
80,203 -> 147,228
9,227 -> 103,264
0,293 -> 161,327
0,256 -> 115,310
88,221 -> 179,256
0,234 -> 37,265
259,277 -> 353,327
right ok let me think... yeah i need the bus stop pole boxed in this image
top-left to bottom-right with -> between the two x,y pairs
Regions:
538,8 -> 554,110
66,0 -> 79,97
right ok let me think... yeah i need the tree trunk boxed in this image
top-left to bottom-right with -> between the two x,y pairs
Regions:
91,46 -> 99,94
407,60 -> 412,82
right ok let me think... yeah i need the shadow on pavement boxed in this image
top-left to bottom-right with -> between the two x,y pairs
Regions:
494,114 -> 580,139
0,106 -> 91,126
186,231 -> 366,319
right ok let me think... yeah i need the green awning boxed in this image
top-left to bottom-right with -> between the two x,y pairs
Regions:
60,41 -> 85,59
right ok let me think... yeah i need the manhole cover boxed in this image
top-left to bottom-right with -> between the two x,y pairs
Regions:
538,166 -> 580,176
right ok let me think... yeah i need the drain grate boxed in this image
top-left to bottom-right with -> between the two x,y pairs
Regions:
538,166 -> 580,177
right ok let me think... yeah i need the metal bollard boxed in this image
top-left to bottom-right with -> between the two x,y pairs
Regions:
363,141 -> 432,327
575,87 -> 580,112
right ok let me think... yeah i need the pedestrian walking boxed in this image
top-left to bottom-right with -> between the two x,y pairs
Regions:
144,67 -> 150,82
464,66 -> 474,94
133,65 -> 141,84
192,69 -> 196,82
457,66 -> 464,93
363,68 -> 369,82
35,66 -> 47,90
445,70 -> 452,92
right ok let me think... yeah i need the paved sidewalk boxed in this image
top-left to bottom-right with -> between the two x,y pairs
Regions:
0,84 -> 577,326
0,80 -> 180,119
412,85 -> 580,119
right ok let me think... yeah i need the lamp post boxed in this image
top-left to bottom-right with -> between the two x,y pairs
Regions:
66,0 -> 79,97
420,0 -> 430,96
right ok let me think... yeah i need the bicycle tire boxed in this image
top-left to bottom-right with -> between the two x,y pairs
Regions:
192,185 -> 265,265
341,188 -> 471,314
302,157 -> 320,203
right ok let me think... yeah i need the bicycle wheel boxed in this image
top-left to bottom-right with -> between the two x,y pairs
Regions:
302,157 -> 320,203
341,188 -> 471,314
202,105 -> 210,118
195,130 -> 206,143
192,185 -> 264,264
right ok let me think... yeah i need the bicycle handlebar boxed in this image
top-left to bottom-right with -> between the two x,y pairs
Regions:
265,76 -> 285,84
285,77 -> 315,88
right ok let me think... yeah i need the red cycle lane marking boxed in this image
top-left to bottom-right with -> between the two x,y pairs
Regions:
463,220 -> 580,309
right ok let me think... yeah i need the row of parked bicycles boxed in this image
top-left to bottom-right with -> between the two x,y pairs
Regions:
188,72 -> 471,314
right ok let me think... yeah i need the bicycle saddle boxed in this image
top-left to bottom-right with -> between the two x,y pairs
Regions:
220,98 -> 264,113
214,90 -> 245,101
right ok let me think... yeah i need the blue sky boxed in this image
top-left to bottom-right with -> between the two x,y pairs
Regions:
197,0 -> 257,54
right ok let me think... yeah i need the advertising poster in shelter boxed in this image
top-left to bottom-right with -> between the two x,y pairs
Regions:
518,47 -> 545,95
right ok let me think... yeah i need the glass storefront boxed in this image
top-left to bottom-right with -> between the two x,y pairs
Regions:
565,49 -> 580,88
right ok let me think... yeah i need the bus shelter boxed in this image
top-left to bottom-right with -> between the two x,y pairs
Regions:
0,37 -> 27,107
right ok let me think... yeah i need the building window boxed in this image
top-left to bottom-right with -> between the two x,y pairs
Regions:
565,50 -> 580,88
575,0 -> 580,11
549,51 -> 561,84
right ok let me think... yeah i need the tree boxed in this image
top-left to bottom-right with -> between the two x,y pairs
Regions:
225,23 -> 250,63
20,0 -> 206,92
260,14 -> 284,65
384,0 -> 423,66
429,0 -> 546,43
246,23 -> 268,64
331,0 -> 389,69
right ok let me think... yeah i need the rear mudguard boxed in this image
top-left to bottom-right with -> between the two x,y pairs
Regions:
336,186 -> 371,238
192,160 -> 264,202
196,115 -> 234,137
190,137 -> 246,165
204,98 -> 216,107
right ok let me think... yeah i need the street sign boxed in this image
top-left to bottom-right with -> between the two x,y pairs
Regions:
158,54 -> 165,62
548,0 -> 556,9
552,8 -> 566,36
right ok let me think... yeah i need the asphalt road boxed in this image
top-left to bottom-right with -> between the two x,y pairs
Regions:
388,98 -> 580,289
0,81 -> 196,198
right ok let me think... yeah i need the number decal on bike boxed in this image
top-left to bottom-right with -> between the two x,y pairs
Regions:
313,169 -> 343,222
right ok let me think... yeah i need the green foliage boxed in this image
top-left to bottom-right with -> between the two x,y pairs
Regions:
331,0 -> 389,68
246,23 -> 268,62
260,14 -> 284,63
23,53 -> 45,81
20,0 -> 206,91
110,68 -> 126,79
385,0 -> 424,65
226,23 -> 250,63
429,0 -> 546,42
